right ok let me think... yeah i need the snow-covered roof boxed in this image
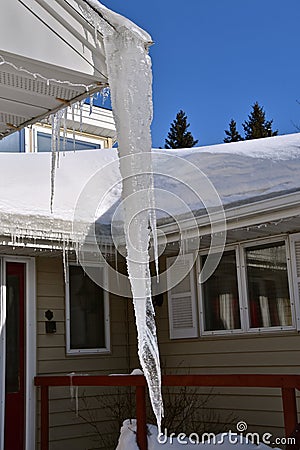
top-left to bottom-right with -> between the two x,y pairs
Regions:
0,133 -> 300,242
159,132 -> 300,213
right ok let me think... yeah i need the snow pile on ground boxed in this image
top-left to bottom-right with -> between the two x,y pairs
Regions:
115,420 -> 280,450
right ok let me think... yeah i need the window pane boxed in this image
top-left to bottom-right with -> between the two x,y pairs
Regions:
201,250 -> 241,331
245,242 -> 292,328
37,132 -> 101,152
69,266 -> 105,349
0,130 -> 25,153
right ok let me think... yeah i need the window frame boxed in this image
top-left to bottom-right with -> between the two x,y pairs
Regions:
198,236 -> 296,336
32,124 -> 105,153
65,262 -> 110,355
198,245 -> 244,336
240,236 -> 296,333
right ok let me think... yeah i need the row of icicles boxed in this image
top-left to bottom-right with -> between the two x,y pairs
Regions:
49,88 -> 110,212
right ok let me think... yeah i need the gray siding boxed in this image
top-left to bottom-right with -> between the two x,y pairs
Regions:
36,256 -> 131,449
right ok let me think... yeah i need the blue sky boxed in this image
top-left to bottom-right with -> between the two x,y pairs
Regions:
102,0 -> 300,148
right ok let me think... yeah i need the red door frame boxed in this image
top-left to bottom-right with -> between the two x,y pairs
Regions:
4,262 -> 25,450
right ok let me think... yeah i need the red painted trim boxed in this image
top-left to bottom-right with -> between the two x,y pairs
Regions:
282,388 -> 297,436
35,374 -> 147,387
136,386 -> 147,450
5,262 -> 26,450
35,373 -> 300,450
35,373 -> 300,389
41,387 -> 49,450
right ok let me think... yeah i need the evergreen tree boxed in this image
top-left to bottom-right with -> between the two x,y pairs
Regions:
224,119 -> 243,143
242,102 -> 278,140
165,110 -> 198,149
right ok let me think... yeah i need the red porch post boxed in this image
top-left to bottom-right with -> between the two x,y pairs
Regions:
136,385 -> 147,450
281,387 -> 297,437
41,386 -> 49,450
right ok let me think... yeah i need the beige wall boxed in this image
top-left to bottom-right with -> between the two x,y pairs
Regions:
35,252 -> 300,446
126,254 -> 300,440
36,256 -> 131,450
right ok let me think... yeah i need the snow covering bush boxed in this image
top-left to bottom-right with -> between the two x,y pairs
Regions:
116,419 -> 280,450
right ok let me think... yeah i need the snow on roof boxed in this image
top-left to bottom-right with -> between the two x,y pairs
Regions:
156,133 -> 300,214
0,133 -> 300,240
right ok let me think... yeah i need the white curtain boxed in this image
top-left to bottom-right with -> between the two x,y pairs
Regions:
219,293 -> 234,329
259,296 -> 271,327
276,298 -> 292,326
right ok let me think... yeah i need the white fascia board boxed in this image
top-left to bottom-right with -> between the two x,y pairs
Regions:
66,104 -> 116,134
160,191 -> 300,243
0,0 -> 107,78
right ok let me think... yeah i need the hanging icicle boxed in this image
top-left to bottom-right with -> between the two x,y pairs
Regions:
71,104 -> 76,152
77,0 -> 163,431
89,94 -> 94,116
79,100 -> 84,133
50,109 -> 64,213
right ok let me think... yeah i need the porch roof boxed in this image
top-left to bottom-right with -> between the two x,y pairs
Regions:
0,0 -> 111,139
0,133 -> 300,247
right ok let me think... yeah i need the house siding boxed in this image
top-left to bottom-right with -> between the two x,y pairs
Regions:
36,256 -> 130,450
150,278 -> 300,438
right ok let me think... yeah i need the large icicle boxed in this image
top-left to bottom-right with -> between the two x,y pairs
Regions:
77,0 -> 163,430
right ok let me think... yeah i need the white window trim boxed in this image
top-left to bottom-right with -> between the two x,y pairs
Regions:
288,233 -> 300,331
240,236 -> 295,333
65,263 -> 110,355
31,124 -> 105,153
0,256 -> 36,450
198,246 -> 244,337
198,236 -> 296,336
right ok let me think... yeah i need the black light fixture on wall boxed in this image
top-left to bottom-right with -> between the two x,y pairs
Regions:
45,309 -> 56,334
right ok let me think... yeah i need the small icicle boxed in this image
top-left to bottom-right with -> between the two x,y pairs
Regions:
89,94 -> 94,116
114,246 -> 119,286
69,372 -> 79,417
101,87 -> 110,105
79,100 -> 84,133
56,119 -> 61,169
62,240 -> 68,283
69,372 -> 75,400
74,386 -> 79,417
71,104 -> 76,152
50,110 -> 64,212
50,114 -> 56,213
63,108 -> 68,154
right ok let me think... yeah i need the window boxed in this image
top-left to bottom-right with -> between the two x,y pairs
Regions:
244,242 -> 292,329
36,132 -> 101,152
66,265 -> 110,354
201,250 -> 241,332
0,130 -> 25,152
199,239 -> 294,335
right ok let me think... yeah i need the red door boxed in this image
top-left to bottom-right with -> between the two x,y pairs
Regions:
4,262 -> 25,450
